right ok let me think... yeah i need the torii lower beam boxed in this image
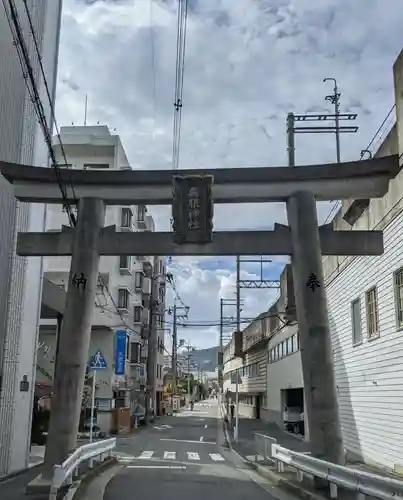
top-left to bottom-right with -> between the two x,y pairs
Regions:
16,225 -> 384,257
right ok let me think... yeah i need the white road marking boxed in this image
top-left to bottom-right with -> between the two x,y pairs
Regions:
209,453 -> 225,461
204,424 -> 208,428
118,456 -> 136,462
164,451 -> 176,460
127,465 -> 186,469
187,452 -> 200,461
199,436 -> 204,442
138,451 -> 154,459
160,438 -> 216,445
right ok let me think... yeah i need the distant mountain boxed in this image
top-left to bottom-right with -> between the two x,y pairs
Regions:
188,346 -> 219,373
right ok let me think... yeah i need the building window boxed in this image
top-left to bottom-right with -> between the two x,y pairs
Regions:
118,288 -> 130,309
138,204 -> 146,222
120,255 -> 130,269
121,207 -> 132,228
130,343 -> 140,364
135,272 -> 144,290
133,305 -> 142,323
394,268 -> 403,328
365,287 -> 379,339
287,336 -> 292,354
351,298 -> 362,345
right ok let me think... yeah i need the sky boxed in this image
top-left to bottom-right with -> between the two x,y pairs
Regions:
54,0 -> 403,350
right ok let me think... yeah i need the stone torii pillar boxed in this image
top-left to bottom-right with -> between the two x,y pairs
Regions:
42,198 -> 105,479
287,192 -> 343,464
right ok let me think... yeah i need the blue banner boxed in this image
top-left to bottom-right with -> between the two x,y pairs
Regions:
115,330 -> 127,376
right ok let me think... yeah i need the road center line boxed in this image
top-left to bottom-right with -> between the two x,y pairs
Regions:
199,436 -> 204,442
204,424 -> 208,428
127,465 -> 186,469
160,438 -> 216,445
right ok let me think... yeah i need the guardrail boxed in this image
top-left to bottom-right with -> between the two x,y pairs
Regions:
272,443 -> 403,500
49,437 -> 116,500
254,433 -> 276,464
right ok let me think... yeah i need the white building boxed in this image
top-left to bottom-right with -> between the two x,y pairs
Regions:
320,52 -> 403,474
36,125 -> 166,430
223,265 -> 297,421
263,50 -> 403,475
0,1 -> 63,477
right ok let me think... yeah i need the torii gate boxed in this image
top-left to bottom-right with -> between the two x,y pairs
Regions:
0,154 -> 399,482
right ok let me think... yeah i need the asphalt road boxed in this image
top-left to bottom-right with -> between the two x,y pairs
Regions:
104,399 -> 297,500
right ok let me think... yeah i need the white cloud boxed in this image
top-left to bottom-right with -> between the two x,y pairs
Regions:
55,0 -> 403,348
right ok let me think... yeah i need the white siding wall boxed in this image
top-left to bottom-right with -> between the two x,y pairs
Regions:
327,211 -> 403,472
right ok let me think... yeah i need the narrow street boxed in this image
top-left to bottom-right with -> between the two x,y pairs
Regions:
105,400 -> 295,500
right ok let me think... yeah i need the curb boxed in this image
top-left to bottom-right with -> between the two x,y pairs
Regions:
70,456 -> 118,500
220,412 -> 325,500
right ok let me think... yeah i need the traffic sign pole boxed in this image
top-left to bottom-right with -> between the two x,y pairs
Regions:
89,370 -> 96,444
235,370 -> 239,443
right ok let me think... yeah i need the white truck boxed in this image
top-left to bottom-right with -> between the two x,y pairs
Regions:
283,406 -> 304,435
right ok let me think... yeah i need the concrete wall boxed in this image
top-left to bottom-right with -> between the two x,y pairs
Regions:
0,0 -> 63,477
265,323 -> 303,427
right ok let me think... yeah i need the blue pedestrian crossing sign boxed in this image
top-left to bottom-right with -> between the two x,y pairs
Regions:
89,350 -> 108,370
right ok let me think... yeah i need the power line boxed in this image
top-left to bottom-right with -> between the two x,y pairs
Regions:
3,0 -> 76,226
21,0 -> 76,206
172,0 -> 188,170
323,103 -> 396,225
4,1 -> 132,332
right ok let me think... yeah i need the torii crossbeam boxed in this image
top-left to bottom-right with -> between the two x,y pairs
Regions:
1,154 -> 399,479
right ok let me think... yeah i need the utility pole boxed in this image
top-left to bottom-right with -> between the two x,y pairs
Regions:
219,298 -> 223,394
184,343 -> 194,406
219,297 -> 239,402
236,256 -> 241,333
286,121 -> 344,467
324,78 -> 341,163
145,272 -> 158,424
43,198 -> 105,479
170,303 -> 188,394
172,303 -> 177,393
287,81 -> 358,170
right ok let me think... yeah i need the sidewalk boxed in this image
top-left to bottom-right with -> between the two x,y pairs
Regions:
0,464 -> 46,500
223,412 -> 401,500
227,414 -> 310,460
